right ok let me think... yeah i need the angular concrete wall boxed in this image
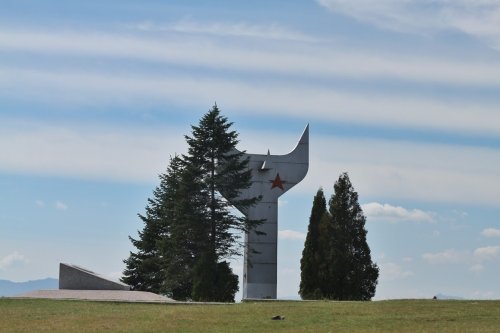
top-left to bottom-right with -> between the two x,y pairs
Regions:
59,263 -> 130,291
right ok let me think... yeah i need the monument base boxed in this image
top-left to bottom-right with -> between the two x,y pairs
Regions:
243,282 -> 276,300
59,263 -> 130,291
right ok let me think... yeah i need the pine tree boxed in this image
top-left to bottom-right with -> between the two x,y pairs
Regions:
122,155 -> 184,294
184,104 -> 260,302
299,188 -> 327,299
327,172 -> 379,300
123,104 -> 261,302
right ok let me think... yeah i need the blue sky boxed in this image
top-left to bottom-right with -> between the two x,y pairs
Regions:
1,0 -> 500,300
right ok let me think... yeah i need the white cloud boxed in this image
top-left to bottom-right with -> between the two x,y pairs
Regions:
470,263 -> 484,273
35,200 -> 45,207
362,202 -> 434,222
2,120 -> 500,207
2,28 -> 500,89
138,20 -> 320,42
317,0 -> 500,49
422,249 -> 465,264
0,120 -> 186,183
55,201 -> 68,211
481,228 -> 500,238
302,136 -> 500,207
278,229 -> 306,241
380,262 -> 414,281
422,246 -> 500,270
3,66 -> 500,138
0,251 -> 27,270
473,246 -> 500,261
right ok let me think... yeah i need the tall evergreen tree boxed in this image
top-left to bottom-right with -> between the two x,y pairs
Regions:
122,104 -> 261,302
327,172 -> 379,300
122,155 -> 184,294
157,156 -> 199,300
184,104 -> 261,302
299,188 -> 327,299
299,173 -> 378,300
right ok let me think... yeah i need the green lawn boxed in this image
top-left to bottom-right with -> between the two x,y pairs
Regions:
1,298 -> 499,332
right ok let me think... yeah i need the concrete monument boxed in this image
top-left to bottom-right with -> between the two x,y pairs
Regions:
59,263 -> 130,291
233,125 -> 309,299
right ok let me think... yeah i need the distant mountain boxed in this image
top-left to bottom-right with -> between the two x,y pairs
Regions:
434,293 -> 464,300
0,278 -> 58,297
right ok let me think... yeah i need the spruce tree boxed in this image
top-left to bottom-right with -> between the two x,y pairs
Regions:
299,188 -> 327,299
122,155 -> 183,294
123,104 -> 261,302
327,172 -> 379,300
184,104 -> 260,302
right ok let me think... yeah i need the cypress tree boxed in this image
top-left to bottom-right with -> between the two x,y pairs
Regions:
327,172 -> 379,300
299,188 -> 327,299
299,173 -> 378,300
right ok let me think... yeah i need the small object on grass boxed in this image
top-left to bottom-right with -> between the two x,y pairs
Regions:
271,315 -> 285,320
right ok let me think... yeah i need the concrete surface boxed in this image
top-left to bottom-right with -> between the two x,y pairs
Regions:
14,289 -> 174,302
59,263 -> 130,291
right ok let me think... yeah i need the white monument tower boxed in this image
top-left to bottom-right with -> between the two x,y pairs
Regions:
234,125 -> 309,299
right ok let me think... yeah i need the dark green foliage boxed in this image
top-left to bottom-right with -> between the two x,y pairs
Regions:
299,173 -> 379,301
191,254 -> 239,302
182,104 -> 259,302
299,188 -> 327,299
184,104 -> 261,257
122,155 -> 184,294
327,173 -> 378,300
123,104 -> 259,302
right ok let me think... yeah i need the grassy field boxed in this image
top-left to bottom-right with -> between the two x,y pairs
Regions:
1,298 -> 499,332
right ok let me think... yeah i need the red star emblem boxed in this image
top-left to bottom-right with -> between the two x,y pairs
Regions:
270,173 -> 285,190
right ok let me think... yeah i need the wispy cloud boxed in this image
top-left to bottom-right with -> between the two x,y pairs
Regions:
379,262 -> 414,281
422,246 -> 500,271
278,229 -> 306,241
362,202 -> 434,223
2,121 -> 500,206
317,0 -> 500,49
481,228 -> 500,238
0,120 -> 186,183
470,263 -> 484,273
55,201 -> 68,211
474,246 -> 500,261
2,26 -> 500,141
2,66 -> 500,137
2,28 -> 500,87
422,249 -> 465,265
0,251 -> 27,270
138,20 -> 320,42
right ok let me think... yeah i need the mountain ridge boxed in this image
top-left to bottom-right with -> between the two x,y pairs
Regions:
0,278 -> 58,297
